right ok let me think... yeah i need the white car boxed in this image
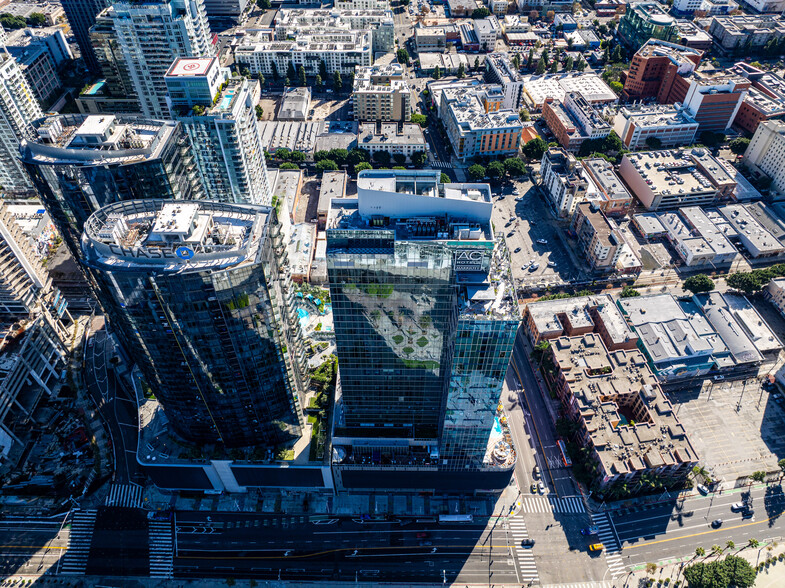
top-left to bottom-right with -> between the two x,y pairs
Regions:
731,502 -> 746,512
547,261 -> 557,267
529,263 -> 540,271
537,481 -> 545,494
536,239 -> 548,245
515,197 -> 524,202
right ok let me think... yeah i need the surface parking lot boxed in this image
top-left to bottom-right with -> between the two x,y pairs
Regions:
669,372 -> 785,485
491,179 -> 580,290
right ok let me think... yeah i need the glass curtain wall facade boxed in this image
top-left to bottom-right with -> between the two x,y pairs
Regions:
20,116 -> 202,261
328,232 -> 457,441
442,318 -> 519,468
81,200 -> 307,447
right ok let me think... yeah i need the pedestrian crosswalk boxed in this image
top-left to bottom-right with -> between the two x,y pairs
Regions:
591,512 -> 626,578
149,519 -> 174,578
508,516 -> 540,584
61,509 -> 97,575
105,483 -> 143,508
430,160 -> 451,168
517,495 -> 586,514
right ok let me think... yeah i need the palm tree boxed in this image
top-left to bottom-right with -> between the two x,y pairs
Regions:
695,547 -> 706,559
711,545 -> 723,558
725,540 -> 735,552
748,538 -> 760,550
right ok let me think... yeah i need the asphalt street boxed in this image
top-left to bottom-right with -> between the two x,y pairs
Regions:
611,484 -> 785,572
0,515 -> 69,577
84,327 -> 140,485
173,512 -> 522,584
505,329 -> 578,499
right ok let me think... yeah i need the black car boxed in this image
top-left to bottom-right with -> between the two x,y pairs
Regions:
741,509 -> 755,519
520,539 -> 535,548
711,519 -> 723,528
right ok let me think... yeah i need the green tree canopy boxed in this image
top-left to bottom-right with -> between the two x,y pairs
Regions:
333,71 -> 342,92
683,274 -> 715,294
729,137 -> 750,155
472,7 -> 491,18
298,65 -> 307,87
347,148 -> 370,166
373,150 -> 391,166
522,137 -> 548,160
257,0 -> 271,8
410,113 -> 428,127
412,151 -> 427,168
354,162 -> 373,173
467,164 -> 486,181
315,159 -> 338,173
610,81 -> 623,95
328,148 -> 348,166
504,158 -> 526,177
645,137 -> 662,150
396,48 -> 410,66
457,63 -> 465,79
319,59 -> 328,80
26,12 -> 46,27
440,173 -> 450,183
620,286 -> 640,298
432,65 -> 441,80
393,153 -> 407,166
487,160 -> 505,180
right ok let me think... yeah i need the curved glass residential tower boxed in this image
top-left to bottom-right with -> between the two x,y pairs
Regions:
81,199 -> 307,447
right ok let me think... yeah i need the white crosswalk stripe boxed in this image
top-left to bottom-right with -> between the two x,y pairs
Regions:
61,509 -> 97,575
430,160 -> 451,168
149,520 -> 174,578
105,483 -> 143,508
590,512 -> 626,578
516,495 -> 586,514
507,517 -> 540,584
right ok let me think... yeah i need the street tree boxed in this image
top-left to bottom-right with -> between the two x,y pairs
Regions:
298,65 -> 307,87
373,150 -> 391,166
522,137 -> 547,160
729,137 -> 750,155
433,65 -> 441,79
319,60 -> 328,80
457,63 -> 465,79
504,157 -> 526,177
396,48 -> 410,65
467,164 -> 486,181
487,160 -> 505,180
682,274 -> 715,294
412,151 -> 428,168
333,71 -> 342,92
564,55 -> 574,71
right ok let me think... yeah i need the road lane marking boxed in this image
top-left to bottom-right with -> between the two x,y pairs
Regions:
622,516 -> 772,550
178,544 -> 515,560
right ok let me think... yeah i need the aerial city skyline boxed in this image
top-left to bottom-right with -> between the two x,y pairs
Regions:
1,0 -> 785,585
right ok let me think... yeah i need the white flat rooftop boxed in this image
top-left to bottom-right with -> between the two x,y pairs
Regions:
166,57 -> 216,77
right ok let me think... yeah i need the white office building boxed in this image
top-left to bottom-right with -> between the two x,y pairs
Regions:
102,0 -> 214,119
166,58 -> 271,206
0,52 -> 42,192
744,119 -> 785,195
235,31 -> 372,78
275,8 -> 395,54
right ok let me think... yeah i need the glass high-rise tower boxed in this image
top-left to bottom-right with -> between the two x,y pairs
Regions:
20,114 -> 202,261
81,199 -> 307,447
326,170 -> 519,488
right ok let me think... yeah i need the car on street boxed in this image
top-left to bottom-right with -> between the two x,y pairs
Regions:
581,526 -> 600,536
520,539 -> 535,548
536,239 -> 548,245
697,484 -> 710,495
547,261 -> 557,267
515,197 -> 524,202
514,247 -> 522,253
741,509 -> 755,519
711,519 -> 723,528
588,543 -> 604,552
537,481 -> 545,494
530,482 -> 538,493
731,502 -> 746,512
521,263 -> 530,270
533,465 -> 540,479
529,263 -> 540,271
508,231 -> 515,237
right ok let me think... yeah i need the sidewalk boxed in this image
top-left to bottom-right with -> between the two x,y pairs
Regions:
622,540 -> 785,588
143,482 -> 522,520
